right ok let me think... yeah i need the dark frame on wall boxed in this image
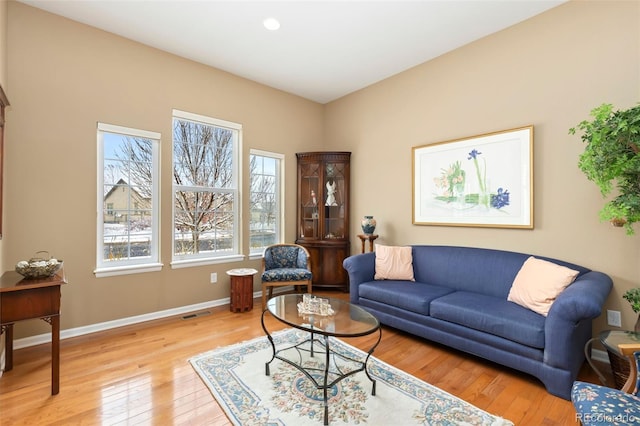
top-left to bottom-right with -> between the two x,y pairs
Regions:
0,85 -> 10,239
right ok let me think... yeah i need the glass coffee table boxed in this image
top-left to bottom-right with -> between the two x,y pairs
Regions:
261,294 -> 381,425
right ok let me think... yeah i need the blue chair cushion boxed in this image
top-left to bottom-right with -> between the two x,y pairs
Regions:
262,268 -> 312,282
571,381 -> 640,425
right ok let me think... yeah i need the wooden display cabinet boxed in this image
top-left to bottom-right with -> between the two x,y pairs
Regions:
296,152 -> 351,291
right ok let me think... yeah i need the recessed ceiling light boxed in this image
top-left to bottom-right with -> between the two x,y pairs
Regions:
263,17 -> 280,31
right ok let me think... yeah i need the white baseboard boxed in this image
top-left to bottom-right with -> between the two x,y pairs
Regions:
12,288 -> 288,350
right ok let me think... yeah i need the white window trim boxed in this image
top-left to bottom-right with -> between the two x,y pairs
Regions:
170,255 -> 245,269
94,122 -> 162,277
249,149 -> 284,260
171,109 -> 243,266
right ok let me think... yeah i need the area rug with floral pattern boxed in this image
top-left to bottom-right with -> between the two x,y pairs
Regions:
190,328 -> 513,425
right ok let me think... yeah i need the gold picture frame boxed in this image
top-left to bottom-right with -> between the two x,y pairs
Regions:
412,126 -> 533,229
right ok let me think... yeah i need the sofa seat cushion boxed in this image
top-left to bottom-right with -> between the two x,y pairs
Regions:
358,281 -> 454,315
430,291 -> 546,349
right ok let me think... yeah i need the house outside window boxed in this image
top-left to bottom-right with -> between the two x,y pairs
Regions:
249,150 -> 283,255
172,110 -> 242,266
96,123 -> 161,277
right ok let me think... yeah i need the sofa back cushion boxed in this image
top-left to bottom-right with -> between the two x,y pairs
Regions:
411,245 -> 590,299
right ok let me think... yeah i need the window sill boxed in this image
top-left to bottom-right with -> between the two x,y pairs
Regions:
248,252 -> 265,261
94,263 -> 164,278
170,255 -> 245,269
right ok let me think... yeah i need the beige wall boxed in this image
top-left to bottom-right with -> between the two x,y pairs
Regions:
5,2 -> 323,338
0,0 -> 7,275
4,1 -> 640,341
0,0 -> 7,374
325,0 -> 640,335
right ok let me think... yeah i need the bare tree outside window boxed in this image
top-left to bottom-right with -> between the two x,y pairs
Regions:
249,152 -> 281,252
102,136 -> 154,261
114,137 -> 153,199
97,123 -> 160,274
172,114 -> 239,258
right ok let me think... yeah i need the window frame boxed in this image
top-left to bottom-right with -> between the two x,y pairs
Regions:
249,149 -> 284,259
171,109 -> 243,268
95,122 -> 162,278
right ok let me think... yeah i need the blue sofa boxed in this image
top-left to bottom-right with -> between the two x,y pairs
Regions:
343,245 -> 613,399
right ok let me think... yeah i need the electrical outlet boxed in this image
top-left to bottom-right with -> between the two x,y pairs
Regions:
210,272 -> 217,283
607,310 -> 622,327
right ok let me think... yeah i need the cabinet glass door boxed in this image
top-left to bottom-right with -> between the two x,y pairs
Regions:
323,162 -> 347,239
299,162 -> 320,239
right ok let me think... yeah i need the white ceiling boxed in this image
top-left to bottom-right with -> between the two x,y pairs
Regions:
19,0 -> 566,104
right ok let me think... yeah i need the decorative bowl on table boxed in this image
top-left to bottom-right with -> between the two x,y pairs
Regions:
15,251 -> 63,279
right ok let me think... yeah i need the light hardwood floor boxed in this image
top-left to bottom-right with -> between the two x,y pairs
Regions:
0,291 -> 605,425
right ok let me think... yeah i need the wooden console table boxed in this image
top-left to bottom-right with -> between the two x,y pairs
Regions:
0,270 -> 67,395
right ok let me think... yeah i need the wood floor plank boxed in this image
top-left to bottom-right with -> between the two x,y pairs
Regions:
0,291 -> 606,425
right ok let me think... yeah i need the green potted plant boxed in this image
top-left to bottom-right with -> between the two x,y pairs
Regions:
622,288 -> 640,332
569,103 -> 640,235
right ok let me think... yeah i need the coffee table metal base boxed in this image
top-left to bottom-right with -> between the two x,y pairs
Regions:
261,313 -> 381,425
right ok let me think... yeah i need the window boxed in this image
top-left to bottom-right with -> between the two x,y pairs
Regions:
172,110 -> 242,266
96,123 -> 161,277
249,150 -> 284,255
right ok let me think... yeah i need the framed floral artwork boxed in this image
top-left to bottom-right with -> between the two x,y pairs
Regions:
412,126 -> 533,229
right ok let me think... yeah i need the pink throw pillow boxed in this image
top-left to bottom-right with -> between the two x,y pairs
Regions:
374,244 -> 415,281
507,256 -> 579,316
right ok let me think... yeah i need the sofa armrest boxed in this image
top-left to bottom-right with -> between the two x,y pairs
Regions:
544,271 -> 613,370
548,271 -> 613,322
343,252 -> 376,304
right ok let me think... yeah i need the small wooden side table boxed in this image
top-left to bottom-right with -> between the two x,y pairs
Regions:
584,330 -> 640,388
600,330 -> 640,388
226,268 -> 258,313
0,270 -> 67,395
357,234 -> 378,253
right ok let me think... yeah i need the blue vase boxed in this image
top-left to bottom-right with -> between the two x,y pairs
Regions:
361,216 -> 377,235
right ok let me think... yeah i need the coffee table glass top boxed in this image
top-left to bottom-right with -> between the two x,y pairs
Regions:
266,294 -> 379,337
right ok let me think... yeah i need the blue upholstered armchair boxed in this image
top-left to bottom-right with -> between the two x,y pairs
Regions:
261,243 -> 312,309
572,344 -> 640,425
